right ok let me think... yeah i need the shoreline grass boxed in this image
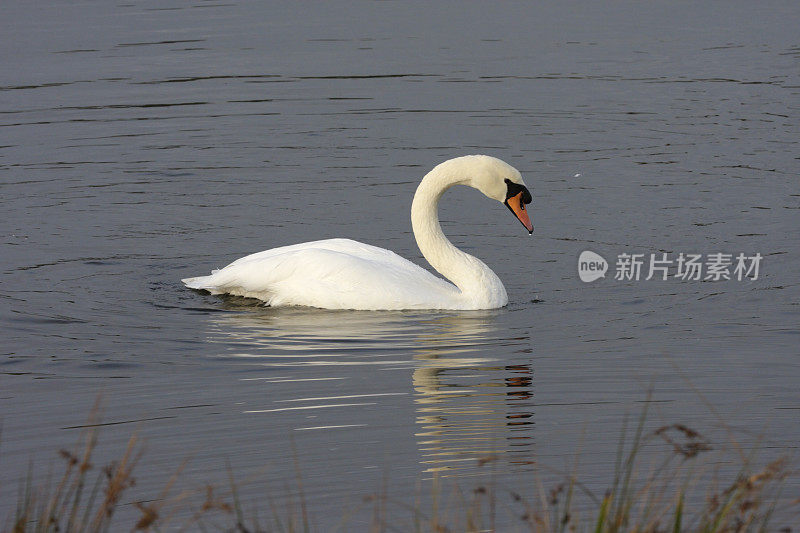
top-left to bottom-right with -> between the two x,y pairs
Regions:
3,400 -> 797,532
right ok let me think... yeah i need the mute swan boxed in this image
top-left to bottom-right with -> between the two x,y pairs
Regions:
182,155 -> 533,310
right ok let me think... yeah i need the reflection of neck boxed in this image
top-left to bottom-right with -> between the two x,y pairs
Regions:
410,165 -> 507,309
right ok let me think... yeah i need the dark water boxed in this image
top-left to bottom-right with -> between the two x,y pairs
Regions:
2,1 -> 799,528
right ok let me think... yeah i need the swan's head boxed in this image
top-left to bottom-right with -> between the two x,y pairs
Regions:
456,155 -> 534,234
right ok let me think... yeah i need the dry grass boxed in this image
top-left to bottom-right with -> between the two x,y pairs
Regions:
8,400 -> 142,533
3,399 -> 797,532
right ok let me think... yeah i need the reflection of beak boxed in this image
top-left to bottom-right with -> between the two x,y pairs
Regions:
504,192 -> 533,234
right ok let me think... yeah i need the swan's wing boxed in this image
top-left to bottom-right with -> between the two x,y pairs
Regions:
222,239 -> 405,269
182,239 -> 461,310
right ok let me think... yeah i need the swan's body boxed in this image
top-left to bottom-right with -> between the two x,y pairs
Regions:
183,238 -> 489,310
182,155 -> 533,310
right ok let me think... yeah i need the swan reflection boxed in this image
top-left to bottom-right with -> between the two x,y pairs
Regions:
203,301 -> 534,479
411,314 -> 534,478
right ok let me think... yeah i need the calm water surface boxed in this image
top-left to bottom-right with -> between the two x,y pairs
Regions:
2,1 -> 799,528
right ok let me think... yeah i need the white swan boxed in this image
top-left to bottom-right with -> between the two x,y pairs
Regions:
182,155 -> 533,310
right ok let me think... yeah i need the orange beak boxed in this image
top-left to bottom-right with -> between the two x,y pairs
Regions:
504,192 -> 533,234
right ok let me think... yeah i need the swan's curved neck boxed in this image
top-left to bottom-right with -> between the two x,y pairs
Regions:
410,165 -> 507,308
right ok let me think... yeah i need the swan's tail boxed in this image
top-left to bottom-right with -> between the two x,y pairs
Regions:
182,274 -> 274,303
182,276 -> 214,290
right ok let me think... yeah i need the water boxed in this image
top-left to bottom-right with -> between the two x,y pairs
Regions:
2,1 -> 799,528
